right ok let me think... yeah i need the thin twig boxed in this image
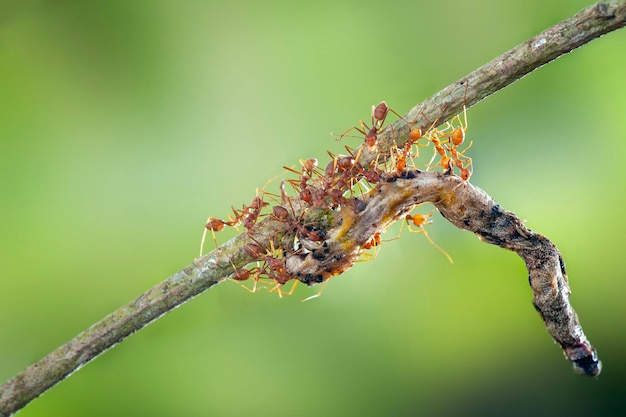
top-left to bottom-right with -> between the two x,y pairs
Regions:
1,1 -> 623,416
360,0 -> 626,167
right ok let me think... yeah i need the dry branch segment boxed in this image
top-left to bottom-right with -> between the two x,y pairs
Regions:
275,169 -> 600,376
432,175 -> 601,376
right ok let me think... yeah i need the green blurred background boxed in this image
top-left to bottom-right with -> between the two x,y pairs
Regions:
1,1 -> 625,416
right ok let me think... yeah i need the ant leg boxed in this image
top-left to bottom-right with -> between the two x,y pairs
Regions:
279,280 -> 300,297
406,214 -> 453,264
229,277 -> 257,294
418,226 -> 453,264
302,279 -> 330,302
268,280 -> 293,298
332,124 -> 367,142
199,225 -> 209,257
200,216 -> 222,256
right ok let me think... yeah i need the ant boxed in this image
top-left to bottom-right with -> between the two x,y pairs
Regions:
283,158 -> 320,194
200,216 -> 236,256
362,232 -> 381,250
237,195 -> 268,230
230,263 -> 290,295
422,107 -> 473,181
405,212 -> 453,263
393,127 -> 424,175
205,217 -> 233,232
447,136 -> 473,181
336,101 -> 403,151
261,240 -> 301,298
393,113 -> 446,175
296,152 -> 351,208
358,232 -> 382,262
199,193 -> 270,256
229,266 -> 266,293
232,238 -> 300,297
327,149 -> 381,198
274,196 -> 328,245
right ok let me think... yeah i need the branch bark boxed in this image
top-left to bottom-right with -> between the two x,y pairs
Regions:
1,1 -> 624,416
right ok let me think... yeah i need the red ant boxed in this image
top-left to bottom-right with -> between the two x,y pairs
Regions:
205,217 -> 233,233
299,187 -> 314,204
231,268 -> 254,281
360,165 -> 381,184
439,108 -> 472,180
283,158 -> 320,195
284,157 -> 352,209
262,241 -> 301,298
229,264 -> 277,294
358,232 -> 382,262
233,239 -> 299,297
393,127 -> 423,174
200,193 -> 270,256
336,101 -> 402,151
241,196 -> 268,230
420,108 -> 472,181
446,133 -> 472,181
244,242 -> 265,259
200,216 -> 237,256
301,158 -> 318,176
405,212 -> 453,263
362,232 -> 381,250
327,149 -> 381,198
273,197 -> 328,244
424,130 -> 451,172
393,115 -> 443,175
346,146 -> 381,185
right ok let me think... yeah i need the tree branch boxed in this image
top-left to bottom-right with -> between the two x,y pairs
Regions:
1,1 -> 624,416
347,0 -> 624,170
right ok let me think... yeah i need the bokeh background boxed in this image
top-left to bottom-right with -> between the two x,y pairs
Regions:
1,1 -> 625,416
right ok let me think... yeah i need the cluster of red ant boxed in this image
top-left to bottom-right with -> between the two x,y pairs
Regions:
202,102 -> 472,298
386,108 -> 472,181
